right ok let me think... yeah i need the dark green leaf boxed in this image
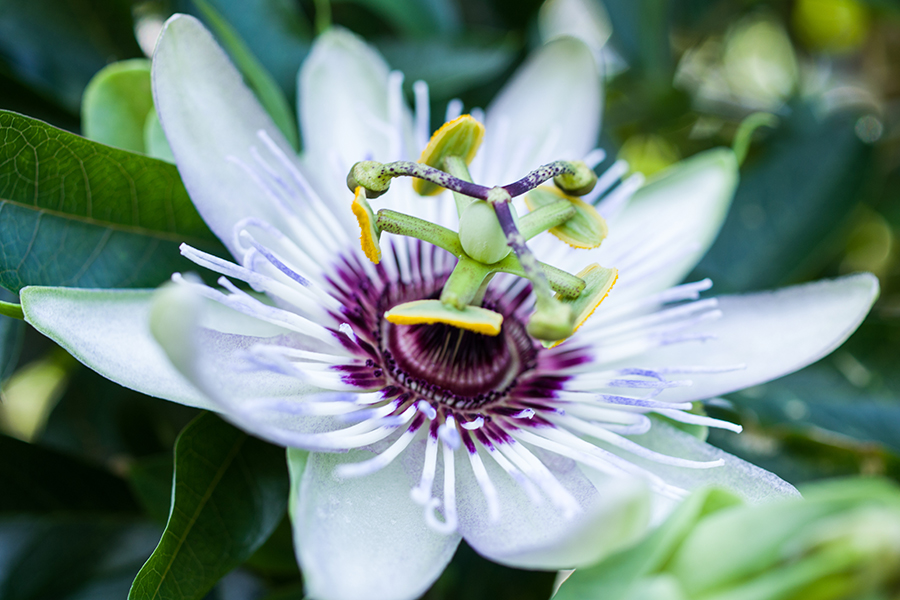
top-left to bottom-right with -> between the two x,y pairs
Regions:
0,434 -> 138,513
691,103 -> 872,293
0,110 -> 226,291
727,361 -> 900,456
129,413 -> 289,600
422,542 -> 555,600
0,515 -> 160,600
376,37 -> 517,101
0,0 -> 141,113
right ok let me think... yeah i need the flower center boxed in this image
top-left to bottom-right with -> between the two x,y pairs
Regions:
374,274 -> 537,410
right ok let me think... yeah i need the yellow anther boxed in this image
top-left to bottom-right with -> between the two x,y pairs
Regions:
351,187 -> 381,264
546,264 -> 618,348
525,186 -> 608,249
385,299 -> 503,336
414,115 -> 485,196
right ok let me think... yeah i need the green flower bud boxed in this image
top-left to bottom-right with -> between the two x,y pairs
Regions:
556,478 -> 900,600
458,200 -> 515,264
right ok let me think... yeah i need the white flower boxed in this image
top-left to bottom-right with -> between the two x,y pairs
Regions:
20,14 -> 878,600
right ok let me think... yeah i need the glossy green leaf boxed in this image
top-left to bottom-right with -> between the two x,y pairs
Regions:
191,0 -> 300,150
0,0 -> 141,113
727,362 -> 900,456
422,542 -> 556,600
0,110 -> 225,291
0,515 -> 161,600
0,434 -> 137,513
128,412 -> 289,600
82,59 -> 154,154
691,103 -> 872,293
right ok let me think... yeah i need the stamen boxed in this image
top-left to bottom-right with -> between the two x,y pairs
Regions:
590,279 -> 713,324
387,71 -> 406,159
481,435 -> 544,505
594,172 -> 644,221
411,423 -> 440,505
413,80 -> 431,152
461,416 -> 484,430
555,414 -> 726,468
583,148 -> 606,169
416,400 -> 437,420
334,419 -> 424,478
588,159 -> 629,206
499,439 -> 579,517
584,298 -> 720,340
653,408 -> 743,433
467,448 -> 501,522
171,274 -> 341,347
445,98 -> 463,123
438,415 -> 461,450
428,441 -> 459,534
255,130 -> 352,244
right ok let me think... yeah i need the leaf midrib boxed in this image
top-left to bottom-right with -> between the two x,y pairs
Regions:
0,197 -> 218,247
148,433 -> 247,600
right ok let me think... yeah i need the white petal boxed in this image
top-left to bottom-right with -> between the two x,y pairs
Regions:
291,442 -> 460,600
608,273 -> 879,403
20,286 -> 211,409
601,148 -> 739,302
476,37 -> 601,186
299,28 -> 411,179
152,14 -> 299,257
456,447 -> 650,569
584,419 -> 798,524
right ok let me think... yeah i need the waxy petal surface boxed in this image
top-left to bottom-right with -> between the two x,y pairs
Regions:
610,273 -> 879,403
291,444 -> 460,600
456,448 -> 650,569
152,14 -> 299,257
600,148 -> 739,302
21,286 -> 211,409
476,37 -> 601,186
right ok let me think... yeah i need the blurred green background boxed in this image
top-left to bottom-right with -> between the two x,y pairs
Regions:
1,0 -> 899,598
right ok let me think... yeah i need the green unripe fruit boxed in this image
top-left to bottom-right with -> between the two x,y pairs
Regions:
459,200 -> 516,264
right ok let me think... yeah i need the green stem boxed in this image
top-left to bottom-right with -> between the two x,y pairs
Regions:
440,258 -> 492,310
494,257 -> 585,299
314,0 -> 332,34
443,155 -> 478,217
518,199 -> 576,240
0,300 -> 24,320
384,161 -> 490,199
471,272 -> 496,306
733,112 -> 779,166
376,210 -> 464,256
